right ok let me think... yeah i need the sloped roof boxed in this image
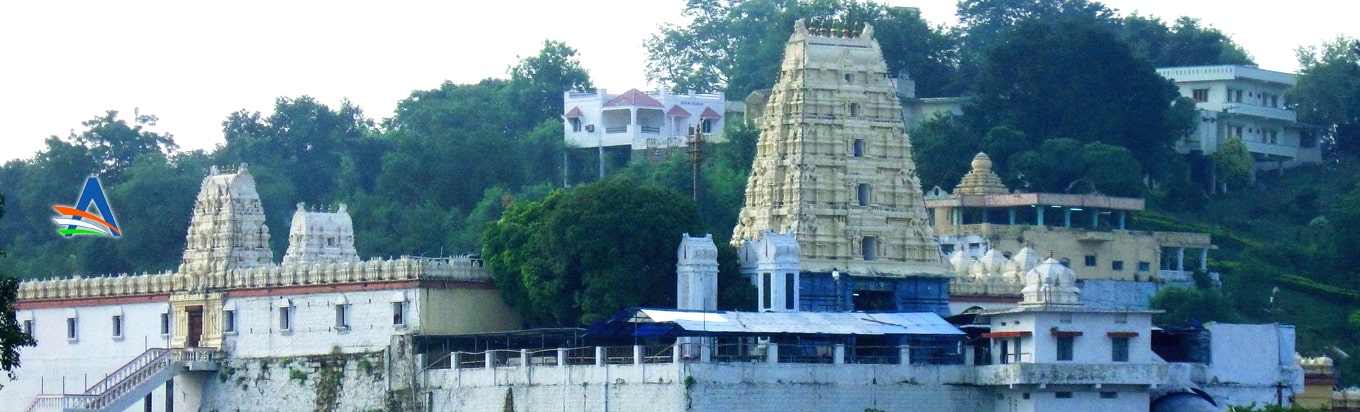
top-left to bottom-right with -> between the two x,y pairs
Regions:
563,106 -> 583,118
699,107 -> 722,119
604,89 -> 664,108
666,105 -> 691,117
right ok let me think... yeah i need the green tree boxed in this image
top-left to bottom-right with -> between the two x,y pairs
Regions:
966,19 -> 1191,181
0,193 -> 39,389
69,110 -> 178,182
1149,286 -> 1239,326
645,0 -> 959,98
508,40 -> 594,130
1289,36 -> 1360,157
484,177 -> 716,326
219,96 -> 373,204
1117,15 -> 1253,67
1210,137 -> 1253,193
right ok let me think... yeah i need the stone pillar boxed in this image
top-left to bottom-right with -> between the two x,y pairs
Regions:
767,343 -> 779,364
1200,248 -> 1209,271
1090,208 -> 1099,228
451,352 -> 460,369
633,345 -> 644,365
699,339 -> 711,363
673,343 -> 682,364
1063,208 -> 1072,228
833,344 -> 845,365
1177,247 -> 1185,272
595,347 -> 605,366
558,348 -> 567,367
1037,207 -> 1044,226
900,346 -> 912,366
1118,211 -> 1126,230
1008,208 -> 1016,225
520,349 -> 529,368
485,351 -> 495,370
964,346 -> 975,366
981,208 -> 989,223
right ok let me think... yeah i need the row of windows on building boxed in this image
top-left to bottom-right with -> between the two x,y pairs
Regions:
996,335 -> 1132,364
1192,87 -> 1282,108
1227,125 -> 1282,144
22,301 -> 409,342
1081,255 -> 1153,272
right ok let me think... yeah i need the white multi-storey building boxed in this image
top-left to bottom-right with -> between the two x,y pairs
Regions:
1157,65 -> 1322,173
562,88 -> 725,152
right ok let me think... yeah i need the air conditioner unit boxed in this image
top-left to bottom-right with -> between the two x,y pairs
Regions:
585,124 -> 595,132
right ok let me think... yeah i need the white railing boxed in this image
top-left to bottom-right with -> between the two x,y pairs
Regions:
24,348 -> 221,412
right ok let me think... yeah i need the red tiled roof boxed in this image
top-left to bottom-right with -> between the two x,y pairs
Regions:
699,107 -> 722,119
564,106 -> 583,118
604,89 -> 664,108
667,105 -> 691,117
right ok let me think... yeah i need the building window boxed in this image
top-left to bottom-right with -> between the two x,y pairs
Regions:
392,302 -> 406,326
1270,95 -> 1279,108
569,117 -> 582,132
1101,392 -> 1118,399
999,340 -> 1010,364
1022,392 -> 1030,400
853,139 -> 865,157
1055,392 -> 1073,399
762,273 -> 772,310
23,319 -> 33,336
1112,260 -> 1124,271
1111,337 -> 1130,362
849,103 -> 860,117
784,273 -> 796,310
701,119 -> 713,134
1191,88 -> 1208,102
857,184 -> 870,206
862,237 -> 877,261
1084,255 -> 1096,267
844,73 -> 854,84
279,307 -> 292,332
1234,126 -> 1243,138
1056,336 -> 1074,361
1137,261 -> 1151,272
1233,89 -> 1243,103
223,310 -> 236,333
335,304 -> 349,330
67,317 -> 78,341
111,315 -> 123,339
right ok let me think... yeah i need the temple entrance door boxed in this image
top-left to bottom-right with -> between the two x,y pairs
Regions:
187,306 -> 203,348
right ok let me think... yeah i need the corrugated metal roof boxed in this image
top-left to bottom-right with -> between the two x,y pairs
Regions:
634,308 -> 963,336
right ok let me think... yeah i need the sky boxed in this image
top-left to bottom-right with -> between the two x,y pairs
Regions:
1,0 -> 1355,164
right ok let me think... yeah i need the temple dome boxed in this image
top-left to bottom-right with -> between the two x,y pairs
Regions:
1021,257 -> 1081,306
949,249 -> 975,275
953,152 -> 1009,195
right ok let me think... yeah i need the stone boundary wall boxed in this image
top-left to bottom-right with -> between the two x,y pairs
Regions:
19,256 -> 489,302
427,361 -> 990,412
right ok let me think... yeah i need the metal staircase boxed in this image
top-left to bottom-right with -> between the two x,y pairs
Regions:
24,348 -> 220,412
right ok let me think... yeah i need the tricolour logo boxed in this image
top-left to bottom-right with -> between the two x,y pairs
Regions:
52,176 -> 122,238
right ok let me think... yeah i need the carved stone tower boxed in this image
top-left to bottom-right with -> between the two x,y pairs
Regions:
731,20 -> 944,277
282,203 -> 360,266
178,164 -> 273,276
676,233 -> 719,311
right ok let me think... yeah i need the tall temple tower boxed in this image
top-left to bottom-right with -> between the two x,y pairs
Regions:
732,20 -> 944,277
178,164 -> 273,276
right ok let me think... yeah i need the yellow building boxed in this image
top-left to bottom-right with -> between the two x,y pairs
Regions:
925,153 -> 1214,284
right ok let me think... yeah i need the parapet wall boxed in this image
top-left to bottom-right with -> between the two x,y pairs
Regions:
18,256 -> 490,302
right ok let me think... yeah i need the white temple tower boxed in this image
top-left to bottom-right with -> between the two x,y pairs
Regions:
676,233 -> 719,311
731,20 -> 944,277
178,164 -> 273,276
739,230 -> 802,312
282,203 -> 360,266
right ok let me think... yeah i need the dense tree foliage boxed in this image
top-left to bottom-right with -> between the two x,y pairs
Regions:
0,194 -> 38,389
1289,36 -> 1360,157
645,0 -> 960,98
483,177 -> 736,326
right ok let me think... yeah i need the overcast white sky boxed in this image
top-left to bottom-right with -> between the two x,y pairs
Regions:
1,0 -> 1354,163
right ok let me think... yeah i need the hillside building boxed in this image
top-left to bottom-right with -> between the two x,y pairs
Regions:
562,88 -> 725,153
1157,65 -> 1321,174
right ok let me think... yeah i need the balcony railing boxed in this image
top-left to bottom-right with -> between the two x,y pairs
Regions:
975,362 -> 1165,386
